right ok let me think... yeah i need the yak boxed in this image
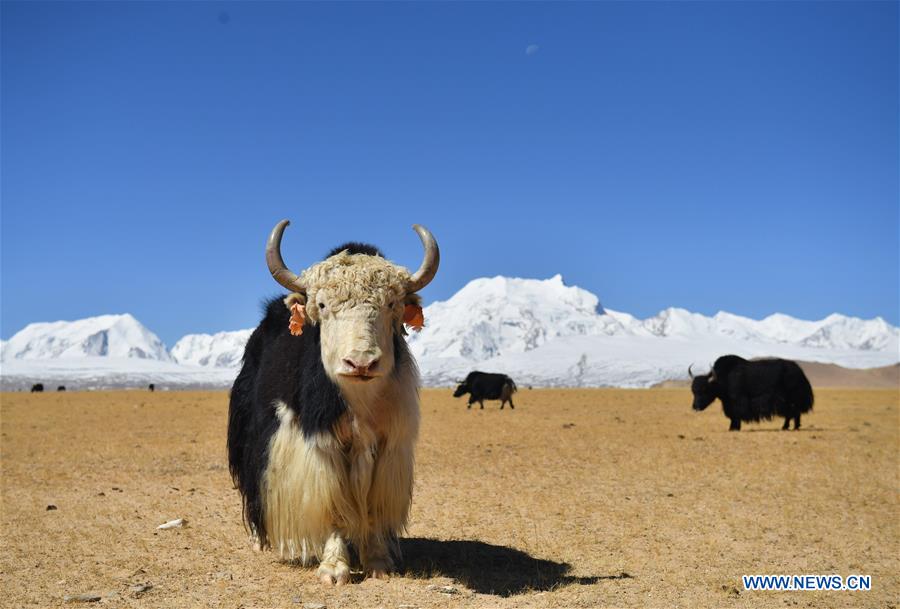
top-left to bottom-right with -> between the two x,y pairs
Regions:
690,355 -> 814,431
453,371 -> 517,410
228,219 -> 439,585
30,383 -> 44,393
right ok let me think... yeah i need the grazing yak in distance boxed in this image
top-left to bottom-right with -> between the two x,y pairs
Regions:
148,384 -> 155,392
30,383 -> 44,393
57,386 -> 66,392
228,220 -> 439,585
453,371 -> 517,410
690,355 -> 814,431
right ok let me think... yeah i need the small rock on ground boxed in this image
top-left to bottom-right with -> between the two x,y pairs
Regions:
129,583 -> 152,596
63,593 -> 102,603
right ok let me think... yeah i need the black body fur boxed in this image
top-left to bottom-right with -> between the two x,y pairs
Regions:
691,355 -> 814,431
30,383 -> 43,393
453,371 -> 517,410
227,242 -> 410,548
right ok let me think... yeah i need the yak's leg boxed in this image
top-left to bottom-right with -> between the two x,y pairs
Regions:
793,414 -> 801,430
508,397 -> 515,409
479,399 -> 485,410
467,397 -> 474,410
500,399 -> 505,410
317,531 -> 351,586
364,444 -> 414,581
364,539 -> 394,581
782,417 -> 790,430
729,419 -> 741,431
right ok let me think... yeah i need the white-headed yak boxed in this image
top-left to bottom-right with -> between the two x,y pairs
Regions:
228,220 -> 439,584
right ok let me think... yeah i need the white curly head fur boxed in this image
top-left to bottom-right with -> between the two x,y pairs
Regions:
293,250 -> 422,391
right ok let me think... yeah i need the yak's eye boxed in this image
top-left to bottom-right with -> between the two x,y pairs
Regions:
388,301 -> 395,309
318,303 -> 326,311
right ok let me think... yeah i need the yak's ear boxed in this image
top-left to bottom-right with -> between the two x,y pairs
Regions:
402,293 -> 424,334
283,293 -> 308,336
403,293 -> 422,308
283,292 -> 307,309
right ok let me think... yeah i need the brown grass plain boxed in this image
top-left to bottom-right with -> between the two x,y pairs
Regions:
1,388 -> 897,608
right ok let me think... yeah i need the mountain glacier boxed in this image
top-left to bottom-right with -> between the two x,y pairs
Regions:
1,275 -> 897,389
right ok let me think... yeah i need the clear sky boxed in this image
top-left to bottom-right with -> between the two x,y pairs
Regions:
2,1 -> 897,345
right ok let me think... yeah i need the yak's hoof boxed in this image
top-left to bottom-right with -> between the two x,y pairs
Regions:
317,562 -> 351,586
370,568 -> 391,581
366,557 -> 393,582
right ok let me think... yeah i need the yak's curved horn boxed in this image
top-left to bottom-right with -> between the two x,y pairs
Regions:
266,220 -> 306,292
407,224 -> 440,292
688,364 -> 695,379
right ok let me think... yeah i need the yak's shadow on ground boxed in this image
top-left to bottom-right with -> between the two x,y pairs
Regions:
398,537 -> 631,597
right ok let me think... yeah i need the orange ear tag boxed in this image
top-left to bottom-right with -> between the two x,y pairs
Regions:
289,303 -> 306,336
403,304 -> 425,332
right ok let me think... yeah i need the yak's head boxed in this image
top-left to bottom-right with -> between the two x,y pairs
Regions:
688,364 -> 717,411
266,220 -> 439,390
452,381 -> 470,398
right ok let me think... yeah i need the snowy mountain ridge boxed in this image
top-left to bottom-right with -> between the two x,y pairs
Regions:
1,314 -> 172,363
2,275 -> 897,389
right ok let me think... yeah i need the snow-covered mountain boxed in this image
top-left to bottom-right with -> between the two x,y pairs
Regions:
1,276 -> 897,389
405,276 -> 898,386
1,314 -> 172,362
171,330 -> 253,368
0,314 -> 242,390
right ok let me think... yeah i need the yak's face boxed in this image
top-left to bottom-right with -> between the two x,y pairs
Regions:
301,252 -> 416,388
266,219 -> 439,394
690,376 -> 717,411
452,383 -> 469,397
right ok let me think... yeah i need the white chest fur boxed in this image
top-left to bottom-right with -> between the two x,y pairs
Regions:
262,374 -> 419,565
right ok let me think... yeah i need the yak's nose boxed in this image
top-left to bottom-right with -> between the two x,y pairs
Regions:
341,355 -> 381,377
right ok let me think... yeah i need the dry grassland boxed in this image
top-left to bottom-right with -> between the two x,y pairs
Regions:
1,388 -> 897,608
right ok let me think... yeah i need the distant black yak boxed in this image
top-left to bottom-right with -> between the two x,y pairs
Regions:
148,384 -> 155,392
57,386 -> 66,392
453,371 -> 517,410
30,383 -> 44,393
690,355 -> 814,431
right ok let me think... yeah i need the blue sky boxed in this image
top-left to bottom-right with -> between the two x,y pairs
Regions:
2,1 -> 897,345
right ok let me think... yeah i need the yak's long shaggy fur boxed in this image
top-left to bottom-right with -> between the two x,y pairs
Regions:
228,242 -> 420,571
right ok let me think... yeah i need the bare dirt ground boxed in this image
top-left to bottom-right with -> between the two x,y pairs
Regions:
1,388 -> 897,608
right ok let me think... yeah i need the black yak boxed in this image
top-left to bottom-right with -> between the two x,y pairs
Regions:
30,383 -> 44,393
228,220 -> 439,585
453,371 -> 517,410
690,355 -> 814,431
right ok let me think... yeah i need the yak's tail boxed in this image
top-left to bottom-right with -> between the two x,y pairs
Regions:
507,378 -> 518,394
789,363 -> 814,414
